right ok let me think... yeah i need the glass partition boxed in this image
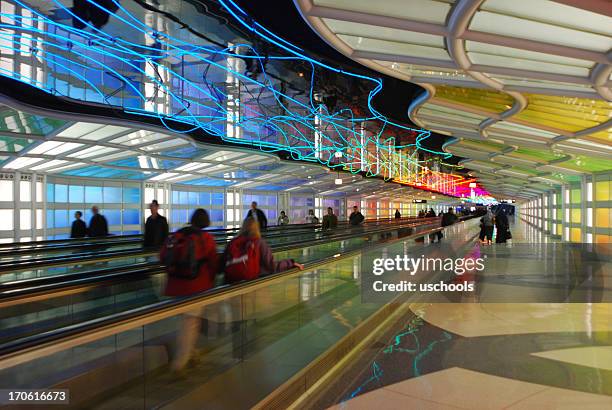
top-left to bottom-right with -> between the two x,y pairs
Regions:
0,222 -> 447,408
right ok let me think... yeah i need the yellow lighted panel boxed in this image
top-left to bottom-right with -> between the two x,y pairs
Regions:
571,209 -> 581,224
595,234 -> 610,244
570,228 -> 581,242
433,86 -> 512,113
595,180 -> 610,201
595,208 -> 610,228
515,94 -> 611,133
588,129 -> 611,143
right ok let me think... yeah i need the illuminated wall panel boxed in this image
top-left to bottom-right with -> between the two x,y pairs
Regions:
595,209 -> 609,228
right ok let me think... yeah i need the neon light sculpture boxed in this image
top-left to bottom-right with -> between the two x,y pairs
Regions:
0,0 -> 490,198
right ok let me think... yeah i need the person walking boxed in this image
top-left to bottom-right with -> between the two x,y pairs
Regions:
277,210 -> 289,226
435,207 -> 458,243
245,201 -> 268,230
480,208 -> 495,245
143,199 -> 169,248
305,209 -> 319,224
441,207 -> 458,227
322,207 -> 338,230
160,209 -> 219,373
394,209 -> 401,219
495,209 -> 510,243
349,206 -> 364,226
70,211 -> 87,238
88,206 -> 108,237
223,218 -> 303,283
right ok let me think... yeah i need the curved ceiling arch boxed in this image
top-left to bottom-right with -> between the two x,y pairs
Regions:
295,0 -> 612,200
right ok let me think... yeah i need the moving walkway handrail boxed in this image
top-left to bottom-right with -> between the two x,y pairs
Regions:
0,223 -> 323,260
0,224 -> 331,269
0,216 -> 431,254
0,223 -> 317,255
0,218 -> 438,272
0,219 -> 439,300
0,224 -> 450,370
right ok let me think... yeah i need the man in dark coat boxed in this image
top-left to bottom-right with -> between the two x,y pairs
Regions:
495,209 -> 510,243
70,211 -> 87,238
245,201 -> 268,230
441,207 -> 458,227
322,207 -> 338,230
143,200 -> 169,248
88,205 -> 109,237
349,206 -> 364,226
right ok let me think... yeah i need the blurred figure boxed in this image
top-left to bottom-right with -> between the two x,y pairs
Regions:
426,208 -> 436,217
495,209 -> 510,243
418,210 -> 425,218
245,201 -> 267,230
322,207 -> 338,230
277,210 -> 289,226
144,200 -> 169,248
70,211 -> 87,238
224,218 -> 303,283
161,209 -> 218,372
480,208 -> 495,245
434,207 -> 459,243
394,209 -> 401,219
88,206 -> 108,237
305,209 -> 319,224
349,206 -> 364,226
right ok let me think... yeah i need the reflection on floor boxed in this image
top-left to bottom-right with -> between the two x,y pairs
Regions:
329,219 -> 612,409
331,367 -> 612,409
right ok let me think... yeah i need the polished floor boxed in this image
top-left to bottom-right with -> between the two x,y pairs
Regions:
323,219 -> 612,409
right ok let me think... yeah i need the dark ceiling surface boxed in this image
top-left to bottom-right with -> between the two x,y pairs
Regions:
229,0 -> 454,157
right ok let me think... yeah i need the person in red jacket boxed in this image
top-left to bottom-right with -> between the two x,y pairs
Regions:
223,217 -> 303,283
160,208 -> 218,372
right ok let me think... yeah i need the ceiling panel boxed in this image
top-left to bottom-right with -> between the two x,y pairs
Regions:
313,0 -> 453,24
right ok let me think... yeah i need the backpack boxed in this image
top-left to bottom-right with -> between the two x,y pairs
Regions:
224,236 -> 260,283
161,227 -> 204,280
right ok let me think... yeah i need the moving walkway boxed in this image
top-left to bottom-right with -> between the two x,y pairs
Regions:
0,218 -> 441,349
0,217 -> 436,271
0,217 -> 478,409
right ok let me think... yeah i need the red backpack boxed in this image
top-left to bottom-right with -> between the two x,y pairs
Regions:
224,236 -> 260,283
161,227 -> 205,279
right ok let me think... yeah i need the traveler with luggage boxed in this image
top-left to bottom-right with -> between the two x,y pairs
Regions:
160,209 -> 219,372
223,218 -> 304,284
